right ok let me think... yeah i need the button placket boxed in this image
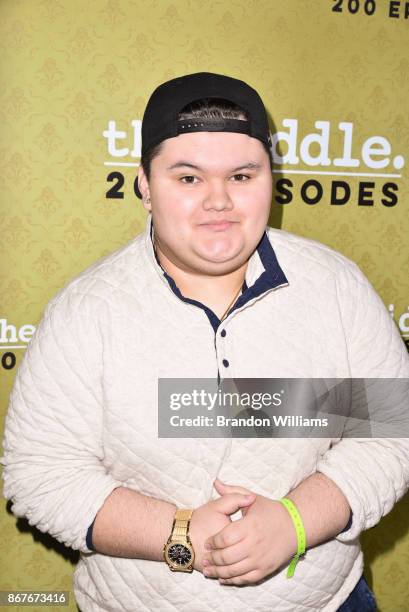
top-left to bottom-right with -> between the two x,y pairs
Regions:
217,326 -> 230,371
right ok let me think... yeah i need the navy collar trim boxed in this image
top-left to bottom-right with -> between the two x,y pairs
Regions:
150,220 -> 288,332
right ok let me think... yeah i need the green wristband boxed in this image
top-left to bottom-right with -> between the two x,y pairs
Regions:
277,497 -> 306,578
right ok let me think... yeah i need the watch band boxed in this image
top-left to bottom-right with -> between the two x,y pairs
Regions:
277,497 -> 306,578
172,508 -> 193,542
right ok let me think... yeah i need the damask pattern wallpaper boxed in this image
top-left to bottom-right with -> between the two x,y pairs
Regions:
1,1 -> 408,610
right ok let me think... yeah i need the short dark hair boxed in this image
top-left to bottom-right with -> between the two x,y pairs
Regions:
140,97 -> 273,182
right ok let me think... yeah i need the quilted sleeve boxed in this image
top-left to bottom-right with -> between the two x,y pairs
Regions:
0,291 -> 122,553
316,261 -> 409,542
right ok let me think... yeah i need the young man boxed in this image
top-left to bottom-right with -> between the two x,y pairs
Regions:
2,72 -> 408,612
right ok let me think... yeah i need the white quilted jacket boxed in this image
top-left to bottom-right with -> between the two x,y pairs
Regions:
2,213 -> 409,612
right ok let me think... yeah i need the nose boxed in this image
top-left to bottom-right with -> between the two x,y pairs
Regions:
202,180 -> 234,212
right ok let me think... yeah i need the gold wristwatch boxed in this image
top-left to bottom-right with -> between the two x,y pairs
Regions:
163,508 -> 195,572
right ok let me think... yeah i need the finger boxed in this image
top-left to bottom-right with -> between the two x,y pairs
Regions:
205,518 -> 246,551
218,569 -> 263,586
204,557 -> 255,580
204,539 -> 249,567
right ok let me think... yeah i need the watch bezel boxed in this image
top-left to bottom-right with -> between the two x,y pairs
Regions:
163,540 -> 195,571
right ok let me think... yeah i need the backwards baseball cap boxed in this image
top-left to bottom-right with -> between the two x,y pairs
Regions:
135,71 -> 272,199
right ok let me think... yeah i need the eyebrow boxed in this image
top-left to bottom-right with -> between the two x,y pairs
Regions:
166,161 -> 263,172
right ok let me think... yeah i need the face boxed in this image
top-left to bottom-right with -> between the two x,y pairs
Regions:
138,131 -> 272,276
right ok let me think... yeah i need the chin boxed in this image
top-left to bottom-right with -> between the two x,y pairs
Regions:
195,251 -> 246,273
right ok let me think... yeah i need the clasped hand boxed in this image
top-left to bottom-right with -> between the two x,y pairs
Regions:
189,478 -> 297,586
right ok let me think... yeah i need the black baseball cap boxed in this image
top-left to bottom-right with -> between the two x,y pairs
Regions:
135,71 -> 272,199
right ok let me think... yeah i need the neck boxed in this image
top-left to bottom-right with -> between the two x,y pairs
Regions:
153,240 -> 248,319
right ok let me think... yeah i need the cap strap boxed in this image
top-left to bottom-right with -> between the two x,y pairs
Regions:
177,117 -> 252,136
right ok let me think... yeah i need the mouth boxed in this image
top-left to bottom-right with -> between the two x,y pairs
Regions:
199,221 -> 237,231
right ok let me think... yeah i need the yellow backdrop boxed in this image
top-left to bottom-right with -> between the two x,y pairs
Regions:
1,1 -> 408,611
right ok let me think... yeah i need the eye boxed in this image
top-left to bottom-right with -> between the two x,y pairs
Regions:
232,174 -> 251,182
180,175 -> 199,184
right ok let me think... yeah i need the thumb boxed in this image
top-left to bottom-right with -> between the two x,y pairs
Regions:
213,492 -> 256,516
214,478 -> 253,497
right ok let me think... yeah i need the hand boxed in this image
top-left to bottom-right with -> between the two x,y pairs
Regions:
202,479 -> 298,585
189,490 -> 256,573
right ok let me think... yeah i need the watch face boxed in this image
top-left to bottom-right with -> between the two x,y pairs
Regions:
168,543 -> 192,566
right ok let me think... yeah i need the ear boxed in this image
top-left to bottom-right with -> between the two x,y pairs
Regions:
137,165 -> 152,212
